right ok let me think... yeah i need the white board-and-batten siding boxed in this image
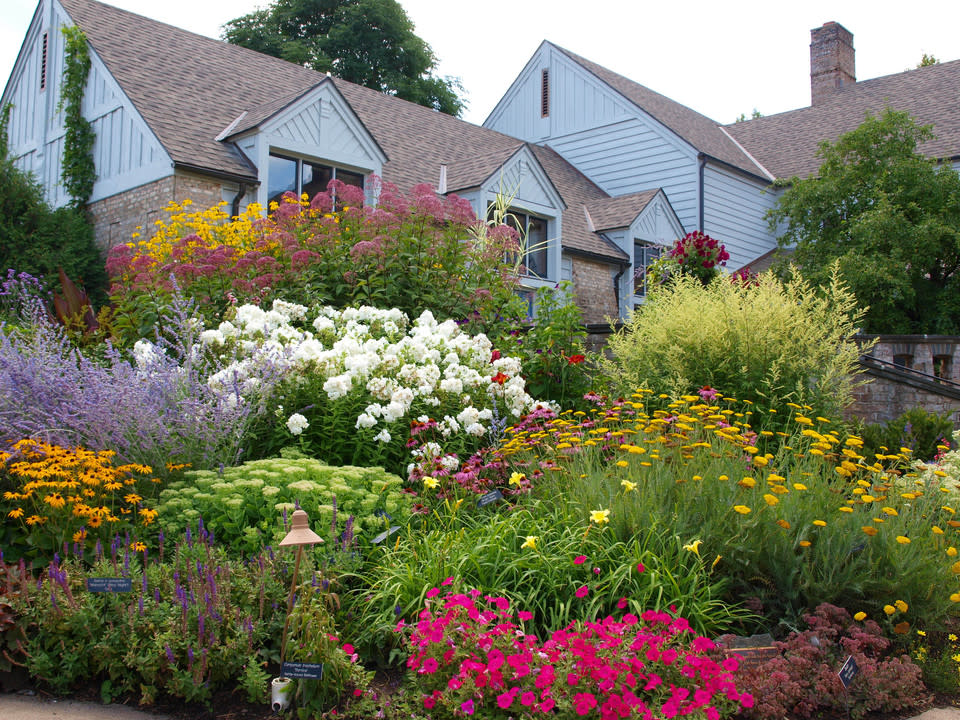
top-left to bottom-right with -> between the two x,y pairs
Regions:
1,0 -> 171,208
701,162 -> 780,270
484,43 -> 699,235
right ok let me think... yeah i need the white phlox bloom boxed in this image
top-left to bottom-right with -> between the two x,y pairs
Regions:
286,413 -> 309,435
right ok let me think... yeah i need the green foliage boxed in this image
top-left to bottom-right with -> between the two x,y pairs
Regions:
770,109 -> 960,333
602,266 -> 867,429
156,454 -> 408,557
58,27 -> 97,209
14,540 -> 288,704
916,53 -> 939,68
222,0 -> 465,116
486,282 -> 598,409
342,497 -> 743,665
0,106 -> 107,305
858,407 -> 954,462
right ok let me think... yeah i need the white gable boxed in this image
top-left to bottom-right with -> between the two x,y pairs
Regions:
481,145 -> 564,218
255,81 -> 385,174
631,191 -> 684,246
1,0 -> 171,207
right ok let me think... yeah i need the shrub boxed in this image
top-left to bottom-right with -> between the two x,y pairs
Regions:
859,407 -> 954,462
0,108 -> 107,305
401,586 -> 753,719
156,454 -> 408,557
732,603 -> 930,720
106,180 -> 521,330
603,264 -> 867,429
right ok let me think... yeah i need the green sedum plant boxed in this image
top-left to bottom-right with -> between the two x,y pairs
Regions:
156,453 -> 409,557
603,265 -> 867,430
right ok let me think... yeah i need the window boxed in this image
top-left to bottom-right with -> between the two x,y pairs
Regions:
504,209 -> 548,278
893,354 -> 913,370
267,153 -> 364,207
934,354 -> 952,380
633,241 -> 662,298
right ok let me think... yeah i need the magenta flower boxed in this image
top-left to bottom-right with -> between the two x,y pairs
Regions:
573,555 -> 587,565
575,585 -> 589,598
461,699 -> 475,715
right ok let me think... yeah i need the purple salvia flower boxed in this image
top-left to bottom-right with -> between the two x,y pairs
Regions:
138,595 -> 144,615
165,645 -> 175,664
185,526 -> 192,548
187,647 -> 194,668
154,588 -> 160,603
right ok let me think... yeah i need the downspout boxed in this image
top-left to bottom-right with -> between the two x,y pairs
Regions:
599,231 -> 631,317
697,153 -> 706,232
231,182 -> 247,218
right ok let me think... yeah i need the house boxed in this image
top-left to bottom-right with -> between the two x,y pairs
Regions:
3,1 -> 959,323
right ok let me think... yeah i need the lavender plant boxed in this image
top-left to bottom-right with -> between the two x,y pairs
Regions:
0,287 -> 277,474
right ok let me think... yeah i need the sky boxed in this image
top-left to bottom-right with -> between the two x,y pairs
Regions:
1,0 -> 959,127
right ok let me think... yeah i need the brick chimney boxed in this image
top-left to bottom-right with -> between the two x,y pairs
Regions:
810,22 -> 855,105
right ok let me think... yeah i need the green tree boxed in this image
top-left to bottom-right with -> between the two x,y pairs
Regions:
769,108 -> 960,334
222,0 -> 465,116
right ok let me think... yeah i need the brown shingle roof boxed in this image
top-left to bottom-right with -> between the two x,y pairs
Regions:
726,59 -> 960,179
530,146 -> 629,262
586,191 -> 660,233
56,0 -> 630,263
552,44 -> 767,180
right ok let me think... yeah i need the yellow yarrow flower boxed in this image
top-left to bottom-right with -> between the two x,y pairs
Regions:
733,505 -> 751,515
854,612 -> 867,621
895,600 -> 908,613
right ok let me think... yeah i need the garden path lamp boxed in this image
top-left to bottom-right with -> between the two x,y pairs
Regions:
278,509 -> 324,669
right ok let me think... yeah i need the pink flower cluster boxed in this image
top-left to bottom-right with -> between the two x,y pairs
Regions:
669,232 -> 730,271
402,587 -> 753,719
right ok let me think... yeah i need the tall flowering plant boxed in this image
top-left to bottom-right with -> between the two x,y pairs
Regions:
649,231 -> 730,287
106,179 -> 523,334
187,299 -> 547,477
402,586 -> 753,719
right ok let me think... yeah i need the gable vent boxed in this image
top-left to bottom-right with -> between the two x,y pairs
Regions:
40,32 -> 48,90
540,68 -> 550,117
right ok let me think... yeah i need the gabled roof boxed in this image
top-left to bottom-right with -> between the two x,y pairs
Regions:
530,146 -> 629,262
58,0 -> 323,181
725,59 -> 960,180
586,191 -> 660,233
552,44 -> 769,180
51,0 -> 657,265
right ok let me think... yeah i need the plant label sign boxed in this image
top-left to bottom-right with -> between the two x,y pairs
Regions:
87,578 -> 132,593
477,489 -> 504,508
838,655 -> 859,688
281,662 -> 324,679
371,526 -> 401,545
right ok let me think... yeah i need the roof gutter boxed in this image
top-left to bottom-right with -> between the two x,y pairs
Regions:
172,162 -> 259,186
564,246 -> 630,267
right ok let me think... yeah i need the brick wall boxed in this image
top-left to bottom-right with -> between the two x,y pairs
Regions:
850,336 -> 960,425
87,171 -> 226,252
570,256 -> 620,325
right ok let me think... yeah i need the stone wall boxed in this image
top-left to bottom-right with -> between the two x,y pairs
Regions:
87,171 -> 226,252
570,256 -> 620,325
850,335 -> 960,426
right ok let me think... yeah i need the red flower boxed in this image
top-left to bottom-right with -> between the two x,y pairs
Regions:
491,372 -> 509,385
491,349 -> 501,362
567,354 -> 586,365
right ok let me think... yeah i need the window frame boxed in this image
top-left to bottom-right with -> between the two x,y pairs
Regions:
501,206 -> 550,280
633,240 -> 663,299
267,151 -> 365,207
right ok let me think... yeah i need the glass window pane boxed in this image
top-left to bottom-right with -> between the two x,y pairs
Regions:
302,161 -> 332,200
336,169 -> 365,189
525,216 -> 548,277
268,155 -> 298,207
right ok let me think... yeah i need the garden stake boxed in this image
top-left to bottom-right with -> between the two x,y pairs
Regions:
278,509 -> 323,670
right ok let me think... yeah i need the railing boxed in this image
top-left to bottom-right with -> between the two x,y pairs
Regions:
858,355 -> 960,400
